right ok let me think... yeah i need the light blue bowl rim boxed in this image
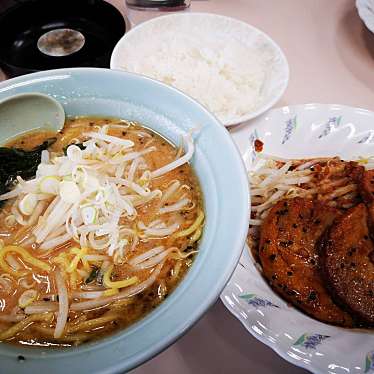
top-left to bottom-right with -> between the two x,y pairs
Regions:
0,68 -> 249,374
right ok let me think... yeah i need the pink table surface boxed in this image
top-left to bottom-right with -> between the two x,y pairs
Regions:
2,0 -> 374,373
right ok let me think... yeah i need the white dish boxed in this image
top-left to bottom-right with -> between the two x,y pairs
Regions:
222,104 -> 374,374
357,0 -> 374,33
110,13 -> 289,127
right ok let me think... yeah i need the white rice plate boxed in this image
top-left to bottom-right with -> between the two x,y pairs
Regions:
111,13 -> 289,126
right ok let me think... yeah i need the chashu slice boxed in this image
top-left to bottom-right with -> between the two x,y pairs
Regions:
357,169 -> 374,228
259,197 -> 353,326
321,203 -> 374,325
357,169 -> 374,204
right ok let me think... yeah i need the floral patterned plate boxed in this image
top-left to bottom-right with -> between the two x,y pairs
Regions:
222,104 -> 374,374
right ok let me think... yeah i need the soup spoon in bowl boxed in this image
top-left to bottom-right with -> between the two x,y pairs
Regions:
0,93 -> 65,144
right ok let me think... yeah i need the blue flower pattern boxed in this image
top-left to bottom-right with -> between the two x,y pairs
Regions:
318,116 -> 342,139
250,114 -> 374,150
281,116 -> 297,144
358,131 -> 373,144
239,293 -> 279,308
293,333 -> 329,349
365,351 -> 374,373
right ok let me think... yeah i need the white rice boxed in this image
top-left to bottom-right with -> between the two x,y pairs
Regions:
117,30 -> 267,124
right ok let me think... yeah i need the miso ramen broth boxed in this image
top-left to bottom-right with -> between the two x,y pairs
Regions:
0,117 -> 203,347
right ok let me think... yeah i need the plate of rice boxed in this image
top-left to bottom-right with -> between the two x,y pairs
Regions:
110,13 -> 289,127
222,103 -> 374,374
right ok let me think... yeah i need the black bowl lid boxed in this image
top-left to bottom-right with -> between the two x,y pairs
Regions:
0,0 -> 128,77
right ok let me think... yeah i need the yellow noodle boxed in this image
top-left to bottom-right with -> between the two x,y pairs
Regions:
67,247 -> 87,273
0,313 -> 53,340
31,326 -> 90,342
171,261 -> 182,280
0,246 -> 51,276
110,298 -> 135,312
175,210 -> 204,238
66,314 -> 119,334
190,227 -> 202,243
103,265 -> 138,289
70,315 -> 87,326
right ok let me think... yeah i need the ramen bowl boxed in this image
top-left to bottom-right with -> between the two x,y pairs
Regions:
0,68 -> 249,373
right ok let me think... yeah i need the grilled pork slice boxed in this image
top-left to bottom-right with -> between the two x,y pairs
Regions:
357,169 -> 374,204
321,203 -> 374,325
357,169 -> 374,229
259,197 -> 353,326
